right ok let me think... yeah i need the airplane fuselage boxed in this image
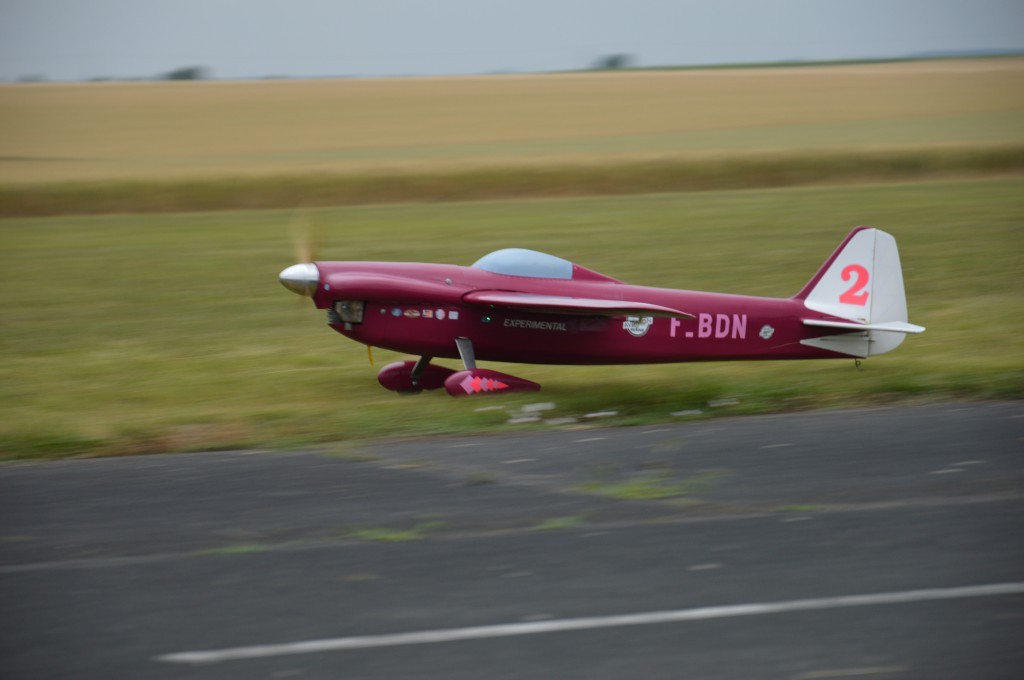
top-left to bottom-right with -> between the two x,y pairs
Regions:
312,262 -> 838,365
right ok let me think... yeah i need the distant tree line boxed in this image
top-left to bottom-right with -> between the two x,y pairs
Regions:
15,66 -> 211,83
162,66 -> 208,81
591,54 -> 634,70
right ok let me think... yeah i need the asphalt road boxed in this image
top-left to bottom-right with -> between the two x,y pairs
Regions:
1,402 -> 1022,679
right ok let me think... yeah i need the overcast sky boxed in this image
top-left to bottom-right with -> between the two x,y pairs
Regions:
1,0 -> 1022,81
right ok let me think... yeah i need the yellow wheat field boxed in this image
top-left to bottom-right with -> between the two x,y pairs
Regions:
1,59 -> 1023,184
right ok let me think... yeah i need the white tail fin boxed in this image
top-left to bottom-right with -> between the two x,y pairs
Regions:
795,227 -> 924,357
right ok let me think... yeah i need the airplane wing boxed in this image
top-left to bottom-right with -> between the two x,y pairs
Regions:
463,291 -> 694,318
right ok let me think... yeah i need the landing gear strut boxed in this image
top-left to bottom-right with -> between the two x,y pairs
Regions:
376,338 -> 540,396
443,337 -> 540,397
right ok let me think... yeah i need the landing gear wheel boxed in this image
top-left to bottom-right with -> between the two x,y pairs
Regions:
377,359 -> 455,393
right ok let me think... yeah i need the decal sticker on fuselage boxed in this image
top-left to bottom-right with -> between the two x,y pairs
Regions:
670,313 -> 748,340
388,307 -> 460,321
503,319 -> 567,332
623,316 -> 654,337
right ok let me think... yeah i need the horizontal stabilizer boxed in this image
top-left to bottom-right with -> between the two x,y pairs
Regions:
800,334 -> 870,358
463,291 -> 694,318
803,319 -> 926,334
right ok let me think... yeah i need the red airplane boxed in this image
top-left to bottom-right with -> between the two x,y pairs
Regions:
280,226 -> 925,396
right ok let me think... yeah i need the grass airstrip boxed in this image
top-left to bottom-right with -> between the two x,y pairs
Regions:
0,58 -> 1022,458
2,178 -> 1021,459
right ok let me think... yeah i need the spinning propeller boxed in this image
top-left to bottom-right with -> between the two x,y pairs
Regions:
280,209 -> 321,297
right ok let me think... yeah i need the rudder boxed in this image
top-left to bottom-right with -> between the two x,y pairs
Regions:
795,227 -> 924,357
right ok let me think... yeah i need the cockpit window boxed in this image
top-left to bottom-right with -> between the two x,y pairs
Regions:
472,248 -> 573,279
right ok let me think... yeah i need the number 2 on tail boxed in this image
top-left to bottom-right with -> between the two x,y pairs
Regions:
840,264 -> 869,305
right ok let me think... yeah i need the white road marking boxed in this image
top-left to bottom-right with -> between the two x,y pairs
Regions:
930,468 -> 965,475
795,667 -> 908,679
574,437 -> 607,443
157,582 -> 1024,665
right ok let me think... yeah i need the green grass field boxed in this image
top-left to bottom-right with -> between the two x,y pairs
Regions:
2,177 -> 1022,459
4,146 -> 1023,217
